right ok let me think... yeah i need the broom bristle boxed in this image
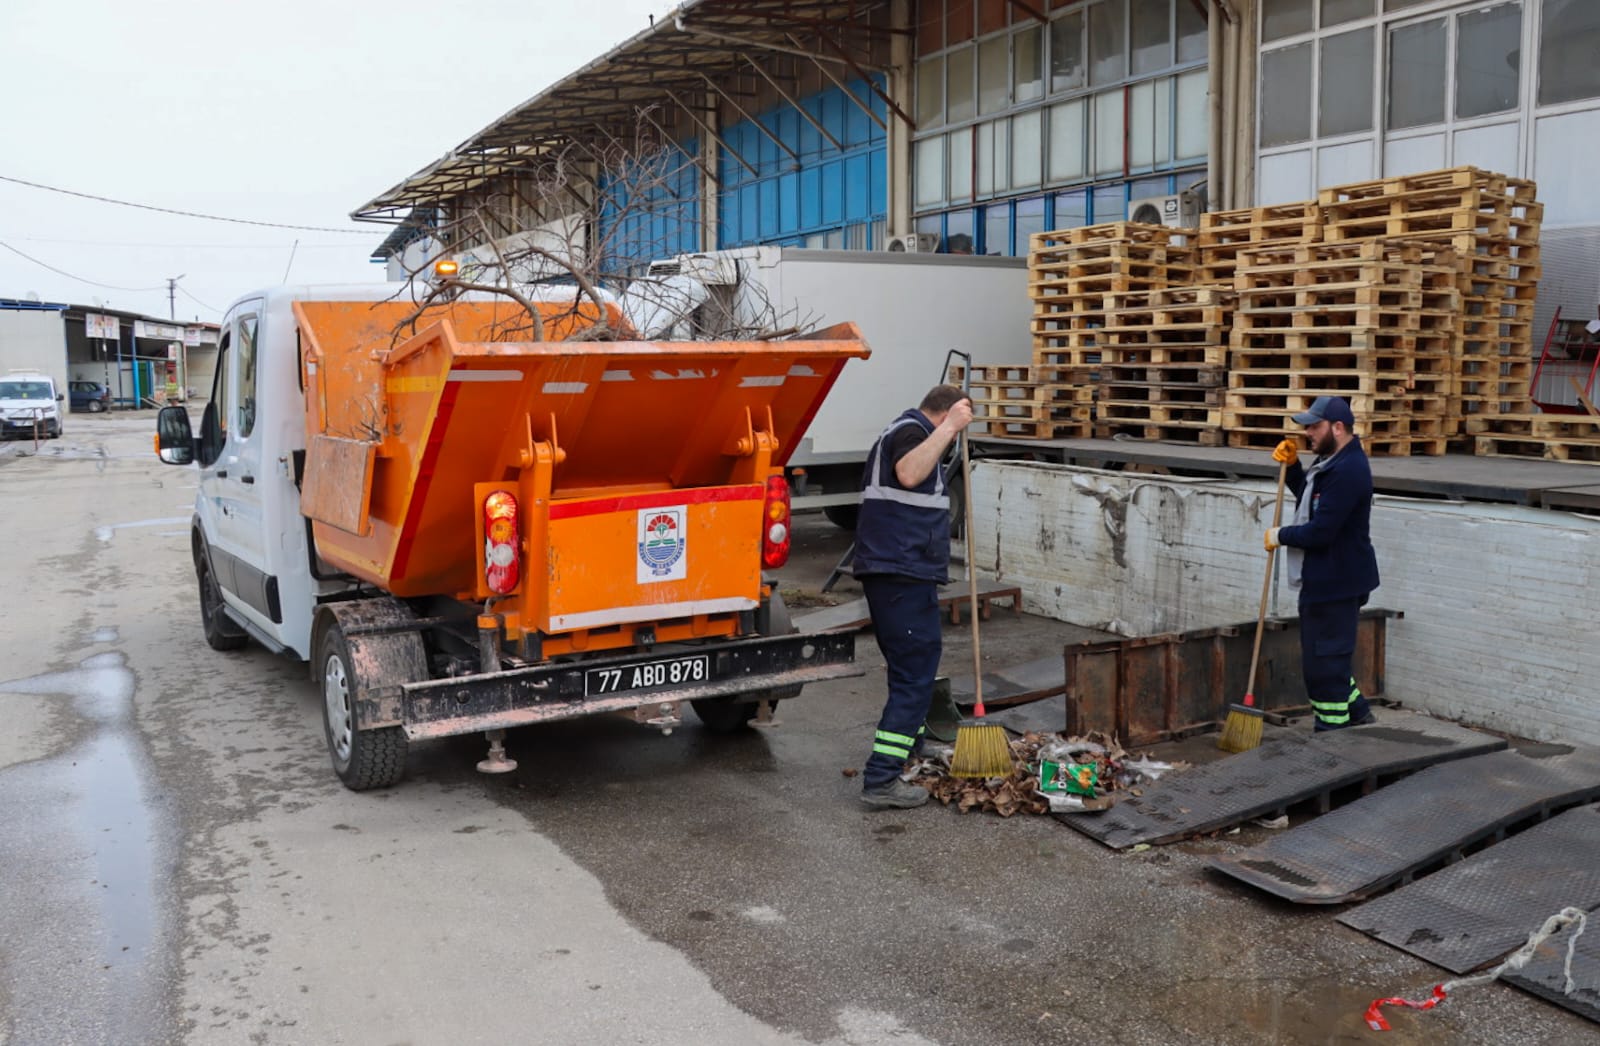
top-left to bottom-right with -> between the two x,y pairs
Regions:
1217,703 -> 1265,754
949,721 -> 1012,778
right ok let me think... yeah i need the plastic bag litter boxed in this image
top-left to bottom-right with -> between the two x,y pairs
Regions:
1036,790 -> 1088,813
1038,738 -> 1107,763
1121,755 -> 1175,781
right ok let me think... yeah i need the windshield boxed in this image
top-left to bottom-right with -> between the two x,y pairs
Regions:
0,381 -> 52,400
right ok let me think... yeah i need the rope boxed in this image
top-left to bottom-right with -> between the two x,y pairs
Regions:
1365,907 -> 1589,1031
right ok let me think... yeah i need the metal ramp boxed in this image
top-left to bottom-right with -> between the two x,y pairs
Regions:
1504,914 -> 1600,1024
1209,748 -> 1600,904
1056,717 -> 1505,850
1339,803 -> 1600,974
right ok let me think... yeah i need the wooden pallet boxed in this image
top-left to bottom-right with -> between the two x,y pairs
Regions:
1031,222 -> 1188,251
1198,203 -> 1322,243
1095,420 -> 1226,445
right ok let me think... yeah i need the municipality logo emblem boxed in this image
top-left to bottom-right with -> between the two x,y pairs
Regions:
639,510 -> 686,578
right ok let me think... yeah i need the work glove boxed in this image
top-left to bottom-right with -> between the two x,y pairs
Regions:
1272,438 -> 1299,465
1264,527 -> 1282,551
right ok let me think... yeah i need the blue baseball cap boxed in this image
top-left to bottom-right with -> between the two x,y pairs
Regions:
1292,395 -> 1355,427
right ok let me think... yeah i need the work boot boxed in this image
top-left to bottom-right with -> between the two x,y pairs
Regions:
860,778 -> 930,810
1353,710 -> 1378,726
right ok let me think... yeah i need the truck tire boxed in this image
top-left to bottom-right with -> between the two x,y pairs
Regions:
317,615 -> 409,791
197,555 -> 247,652
691,591 -> 800,733
822,504 -> 859,530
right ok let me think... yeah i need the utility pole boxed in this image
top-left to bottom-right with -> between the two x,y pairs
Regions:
166,273 -> 185,320
166,274 -> 187,403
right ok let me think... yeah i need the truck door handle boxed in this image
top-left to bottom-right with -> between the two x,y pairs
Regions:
215,469 -> 228,478
240,474 -> 255,485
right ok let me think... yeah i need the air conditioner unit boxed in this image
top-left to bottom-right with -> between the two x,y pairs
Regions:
883,233 -> 941,253
1129,190 -> 1201,230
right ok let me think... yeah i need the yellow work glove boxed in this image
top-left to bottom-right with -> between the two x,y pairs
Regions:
1272,438 -> 1299,465
1264,527 -> 1282,551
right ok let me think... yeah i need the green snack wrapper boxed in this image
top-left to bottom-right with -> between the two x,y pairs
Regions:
1040,760 -> 1098,796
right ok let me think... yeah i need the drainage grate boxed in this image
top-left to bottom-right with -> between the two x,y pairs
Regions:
1339,804 -> 1600,975
1209,750 -> 1600,904
1057,717 -> 1505,850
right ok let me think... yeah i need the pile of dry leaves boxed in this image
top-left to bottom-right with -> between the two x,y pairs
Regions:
907,731 -> 1184,817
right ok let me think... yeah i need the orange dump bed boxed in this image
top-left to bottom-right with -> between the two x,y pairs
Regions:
295,299 -> 868,645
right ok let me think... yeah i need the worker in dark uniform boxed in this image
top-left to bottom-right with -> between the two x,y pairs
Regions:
1265,395 -> 1380,731
853,384 -> 973,809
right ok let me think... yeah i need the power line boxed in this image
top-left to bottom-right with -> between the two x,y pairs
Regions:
177,284 -> 221,314
0,173 -> 386,236
0,239 -> 165,292
11,236 -> 366,250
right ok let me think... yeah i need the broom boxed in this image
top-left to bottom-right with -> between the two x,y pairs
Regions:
1218,456 -> 1290,754
949,423 -> 1011,778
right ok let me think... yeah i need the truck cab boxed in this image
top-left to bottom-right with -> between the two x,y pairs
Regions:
157,285 -> 867,790
1,371 -> 64,440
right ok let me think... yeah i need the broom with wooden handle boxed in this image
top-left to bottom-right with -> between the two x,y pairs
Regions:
949,419 -> 1010,778
1218,456 -> 1289,754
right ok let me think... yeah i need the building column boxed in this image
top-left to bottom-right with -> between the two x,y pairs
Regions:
886,0 -> 913,237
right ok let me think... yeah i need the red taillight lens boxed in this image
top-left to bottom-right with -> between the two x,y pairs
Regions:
484,490 -> 520,594
761,475 -> 791,569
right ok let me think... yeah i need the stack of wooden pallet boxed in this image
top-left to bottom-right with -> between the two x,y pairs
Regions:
1318,167 -> 1543,434
950,364 -> 1054,439
1195,203 -> 1322,286
1225,239 -> 1459,455
1027,222 -> 1197,438
1090,286 -> 1231,445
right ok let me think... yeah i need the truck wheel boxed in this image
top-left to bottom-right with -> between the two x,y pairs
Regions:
317,618 -> 408,791
823,504 -> 858,530
691,592 -> 800,733
198,557 -> 247,651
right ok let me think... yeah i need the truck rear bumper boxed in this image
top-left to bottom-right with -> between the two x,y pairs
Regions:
376,631 -> 860,741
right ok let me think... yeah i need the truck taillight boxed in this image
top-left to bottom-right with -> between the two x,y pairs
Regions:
484,491 -> 520,595
761,475 -> 791,569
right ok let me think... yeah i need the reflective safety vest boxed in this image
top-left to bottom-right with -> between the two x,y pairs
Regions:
852,409 -> 951,583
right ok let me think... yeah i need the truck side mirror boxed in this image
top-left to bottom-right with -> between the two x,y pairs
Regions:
156,405 -> 196,465
56,392 -> 64,402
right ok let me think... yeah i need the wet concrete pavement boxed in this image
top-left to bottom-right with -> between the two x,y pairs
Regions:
0,413 -> 1590,1045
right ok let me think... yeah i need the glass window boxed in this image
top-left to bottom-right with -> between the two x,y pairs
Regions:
1540,0 -> 1600,106
1090,0 -> 1127,84
976,120 -> 1010,195
979,34 -> 1010,114
1093,89 -> 1125,174
1050,10 -> 1086,92
1455,3 -> 1520,119
1176,68 -> 1209,159
1055,188 -> 1089,227
1012,109 -> 1043,187
235,314 -> 259,438
1318,27 -> 1373,136
917,59 -> 944,128
1129,78 -> 1169,168
1093,182 -> 1127,222
1131,0 -> 1171,75
915,214 -> 941,240
983,203 -> 1011,254
1177,0 -> 1208,63
948,46 -> 977,123
1015,27 -> 1044,103
1130,176 -> 1172,212
1015,196 -> 1046,252
1388,19 -> 1446,129
1384,0 -> 1433,9
1260,42 -> 1313,146
1262,0 -> 1313,42
211,328 -> 231,441
1048,99 -> 1088,181
946,208 -> 976,254
949,128 -> 974,199
915,136 -> 946,207
1321,0 -> 1373,28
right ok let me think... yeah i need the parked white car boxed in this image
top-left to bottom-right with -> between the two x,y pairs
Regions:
0,372 -> 63,439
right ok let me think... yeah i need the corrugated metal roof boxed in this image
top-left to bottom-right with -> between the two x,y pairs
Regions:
351,0 -> 893,224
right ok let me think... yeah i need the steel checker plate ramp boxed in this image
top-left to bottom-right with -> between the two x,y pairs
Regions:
1338,804 -> 1600,974
1209,748 -> 1600,904
1503,916 -> 1600,1024
1056,717 -> 1505,849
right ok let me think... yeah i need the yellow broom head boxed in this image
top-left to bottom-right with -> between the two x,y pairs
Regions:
949,720 -> 1012,778
1217,703 -> 1264,754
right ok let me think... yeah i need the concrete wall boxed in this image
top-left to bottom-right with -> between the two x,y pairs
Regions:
973,460 -> 1600,747
0,309 -> 68,399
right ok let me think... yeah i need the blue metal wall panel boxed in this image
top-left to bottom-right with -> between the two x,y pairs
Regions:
597,138 -> 699,275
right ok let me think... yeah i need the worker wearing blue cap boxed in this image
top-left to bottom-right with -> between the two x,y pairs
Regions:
1264,396 -> 1380,731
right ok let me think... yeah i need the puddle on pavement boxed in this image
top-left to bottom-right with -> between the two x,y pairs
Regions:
0,652 -> 168,1040
88,626 -> 120,644
93,516 -> 190,543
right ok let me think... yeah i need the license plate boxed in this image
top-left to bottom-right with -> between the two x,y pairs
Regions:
585,654 -> 711,696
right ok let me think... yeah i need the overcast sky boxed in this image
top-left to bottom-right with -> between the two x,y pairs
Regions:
0,0 -> 679,323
